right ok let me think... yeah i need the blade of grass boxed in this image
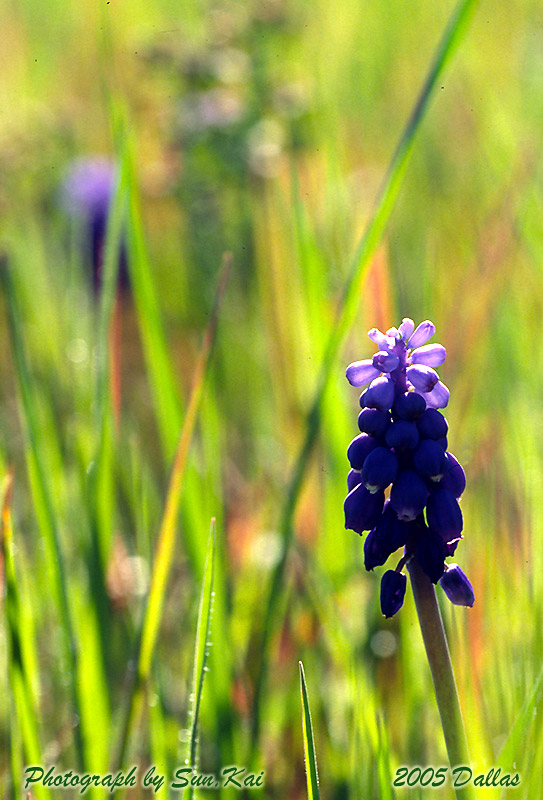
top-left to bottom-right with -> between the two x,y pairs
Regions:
112,256 -> 231,772
249,0 -> 480,753
123,127 -> 183,461
0,257 -> 86,770
2,473 -> 52,800
186,519 -> 216,800
299,661 -> 320,800
497,659 -> 543,773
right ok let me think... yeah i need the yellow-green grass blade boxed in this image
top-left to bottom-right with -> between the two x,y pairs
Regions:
186,519 -> 216,800
299,661 -> 320,800
250,0 -> 481,752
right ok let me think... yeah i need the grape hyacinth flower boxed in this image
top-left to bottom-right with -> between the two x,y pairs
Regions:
344,318 -> 473,618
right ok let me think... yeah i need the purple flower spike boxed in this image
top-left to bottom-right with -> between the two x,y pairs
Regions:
380,570 -> 407,618
346,359 -> 381,387
439,564 -> 475,607
408,320 -> 436,349
411,344 -> 447,367
372,351 -> 400,373
407,365 -> 439,393
344,317 -> 471,612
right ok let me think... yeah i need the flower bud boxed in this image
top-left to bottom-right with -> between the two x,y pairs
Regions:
346,359 -> 380,387
407,365 -> 439,393
347,434 -> 379,470
393,391 -> 426,420
426,489 -> 463,544
413,439 -> 447,481
380,570 -> 407,618
385,420 -> 419,451
347,469 -> 362,492
362,376 -> 395,412
410,343 -> 446,367
440,452 -> 466,498
390,469 -> 428,522
417,408 -> 448,440
361,447 -> 398,493
344,484 -> 385,534
408,320 -> 435,349
439,564 -> 474,607
358,408 -> 390,438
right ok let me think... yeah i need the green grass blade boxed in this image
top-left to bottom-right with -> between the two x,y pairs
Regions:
299,662 -> 320,800
250,0 -> 480,752
2,475 -> 52,800
186,519 -> 216,798
123,129 -> 183,461
497,660 -> 543,772
0,258 -> 86,770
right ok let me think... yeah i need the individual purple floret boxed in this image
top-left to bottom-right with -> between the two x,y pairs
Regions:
61,156 -> 129,291
439,564 -> 475,607
380,569 -> 407,618
344,318 -> 473,616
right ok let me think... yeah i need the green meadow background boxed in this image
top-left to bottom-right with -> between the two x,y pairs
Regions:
1,0 -> 543,797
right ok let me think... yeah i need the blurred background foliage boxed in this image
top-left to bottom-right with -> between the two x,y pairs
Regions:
1,0 -> 543,797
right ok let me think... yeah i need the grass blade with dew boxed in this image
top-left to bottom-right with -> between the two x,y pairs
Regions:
2,473 -> 52,800
112,256 -> 231,773
0,256 -> 86,770
299,662 -> 320,800
185,519 -> 216,799
249,0 -> 481,752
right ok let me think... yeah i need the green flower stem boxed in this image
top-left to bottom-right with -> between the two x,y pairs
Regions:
408,557 -> 477,800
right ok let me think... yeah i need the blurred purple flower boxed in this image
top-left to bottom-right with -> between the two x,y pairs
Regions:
61,157 -> 129,291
